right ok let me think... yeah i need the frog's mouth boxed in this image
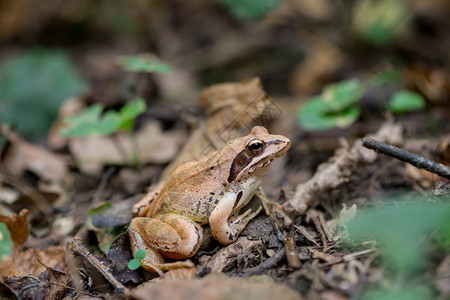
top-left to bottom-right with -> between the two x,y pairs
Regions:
227,138 -> 290,183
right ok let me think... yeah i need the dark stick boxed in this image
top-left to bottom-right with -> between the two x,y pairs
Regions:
240,248 -> 286,277
362,137 -> 450,180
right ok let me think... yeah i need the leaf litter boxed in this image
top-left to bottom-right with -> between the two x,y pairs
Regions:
1,2 -> 450,298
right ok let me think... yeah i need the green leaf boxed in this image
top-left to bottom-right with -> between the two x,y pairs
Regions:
298,79 -> 365,131
387,90 -> 425,114
0,223 -> 13,261
218,0 -> 284,21
322,79 -> 365,110
117,55 -> 172,74
135,248 -> 146,260
60,104 -> 121,137
118,98 -> 147,131
127,258 -> 142,270
0,48 -> 88,138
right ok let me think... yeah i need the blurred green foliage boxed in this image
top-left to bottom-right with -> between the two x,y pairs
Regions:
387,90 -> 425,114
218,0 -> 284,21
298,79 -> 365,131
0,223 -> 13,261
117,55 -> 172,74
298,71 -> 426,131
344,199 -> 450,300
352,0 -> 413,46
60,98 -> 147,138
0,48 -> 87,138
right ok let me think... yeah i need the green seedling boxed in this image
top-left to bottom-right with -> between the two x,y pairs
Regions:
60,98 -> 147,165
298,79 -> 365,131
128,248 -> 146,270
298,70 -> 426,131
117,55 -> 172,74
61,98 -> 146,138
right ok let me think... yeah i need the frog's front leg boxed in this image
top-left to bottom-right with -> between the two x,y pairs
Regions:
209,192 -> 262,245
128,213 -> 203,273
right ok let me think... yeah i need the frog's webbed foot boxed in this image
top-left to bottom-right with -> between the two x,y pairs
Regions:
128,214 -> 203,274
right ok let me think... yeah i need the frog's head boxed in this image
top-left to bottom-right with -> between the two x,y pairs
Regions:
227,126 -> 290,183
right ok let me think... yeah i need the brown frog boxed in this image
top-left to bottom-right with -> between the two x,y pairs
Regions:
129,126 -> 290,274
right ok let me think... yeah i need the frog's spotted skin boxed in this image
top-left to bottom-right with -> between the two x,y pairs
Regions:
129,126 -> 290,274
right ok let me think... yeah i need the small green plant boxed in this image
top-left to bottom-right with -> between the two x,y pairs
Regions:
128,249 -> 146,270
60,98 -> 146,165
61,98 -> 146,138
298,71 -> 426,131
343,198 -> 450,300
117,55 -> 172,74
298,79 -> 365,131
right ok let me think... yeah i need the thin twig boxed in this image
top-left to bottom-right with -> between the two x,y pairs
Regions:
240,248 -> 286,277
362,137 -> 450,180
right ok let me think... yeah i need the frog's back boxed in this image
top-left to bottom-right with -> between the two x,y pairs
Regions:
149,158 -> 229,224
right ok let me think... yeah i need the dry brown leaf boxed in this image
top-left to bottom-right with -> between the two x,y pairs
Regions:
0,208 -> 29,248
0,246 -> 67,278
1,125 -> 68,182
132,273 -> 303,300
68,120 -> 183,175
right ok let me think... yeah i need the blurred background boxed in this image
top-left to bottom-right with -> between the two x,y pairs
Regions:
1,0 -> 450,140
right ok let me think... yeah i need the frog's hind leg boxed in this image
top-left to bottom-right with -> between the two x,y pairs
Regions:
128,215 -> 202,273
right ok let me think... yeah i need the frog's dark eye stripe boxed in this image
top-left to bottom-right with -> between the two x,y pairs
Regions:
245,138 -> 265,156
227,150 -> 253,183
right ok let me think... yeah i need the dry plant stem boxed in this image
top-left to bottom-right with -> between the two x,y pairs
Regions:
66,238 -> 130,296
362,137 -> 450,180
285,231 -> 301,269
112,134 -> 131,165
240,248 -> 286,277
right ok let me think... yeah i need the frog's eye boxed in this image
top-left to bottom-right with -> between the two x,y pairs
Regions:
246,138 -> 265,156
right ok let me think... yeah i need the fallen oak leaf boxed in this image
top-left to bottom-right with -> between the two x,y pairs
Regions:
0,209 -> 29,249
